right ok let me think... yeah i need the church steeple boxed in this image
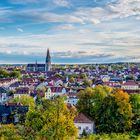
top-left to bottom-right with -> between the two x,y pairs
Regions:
35,60 -> 38,71
46,48 -> 51,63
45,48 -> 51,71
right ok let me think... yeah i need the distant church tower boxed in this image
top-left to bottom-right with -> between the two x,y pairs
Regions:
45,48 -> 51,71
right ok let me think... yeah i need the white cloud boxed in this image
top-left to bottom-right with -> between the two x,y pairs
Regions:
17,28 -> 24,32
73,0 -> 140,24
0,7 -> 12,23
40,12 -> 85,24
136,16 -> 140,20
1,0 -> 140,63
53,0 -> 70,7
14,10 -> 85,24
106,0 -> 140,19
5,50 -> 12,54
90,18 -> 100,24
55,50 -> 115,58
0,27 -> 140,58
7,0 -> 140,25
1,0 -> 140,26
56,24 -> 75,30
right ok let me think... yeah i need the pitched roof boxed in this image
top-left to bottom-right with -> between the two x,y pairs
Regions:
27,64 -> 35,67
74,113 -> 93,123
122,81 -> 138,86
15,87 -> 30,94
47,87 -> 65,92
0,87 -> 7,94
9,82 -> 20,88
27,64 -> 45,67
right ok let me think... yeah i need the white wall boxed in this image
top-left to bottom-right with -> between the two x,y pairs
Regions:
14,94 -> 29,98
121,85 -> 139,90
66,98 -> 78,105
75,122 -> 95,137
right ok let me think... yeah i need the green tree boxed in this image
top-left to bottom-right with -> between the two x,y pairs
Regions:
0,70 -> 9,78
96,90 -> 133,132
68,74 -> 78,79
84,133 -> 130,140
0,124 -> 21,140
126,76 -> 135,81
82,129 -> 88,137
36,86 -> 46,97
83,79 -> 92,87
77,87 -> 95,116
9,95 -> 35,111
55,73 -> 64,79
39,77 -> 45,83
69,77 -> 75,83
0,70 -> 21,79
77,86 -> 133,133
24,97 -> 78,140
77,86 -> 109,117
80,73 -> 87,79
8,89 -> 15,96
130,93 -> 140,131
9,71 -> 21,79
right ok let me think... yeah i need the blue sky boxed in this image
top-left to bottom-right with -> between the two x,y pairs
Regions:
0,0 -> 140,64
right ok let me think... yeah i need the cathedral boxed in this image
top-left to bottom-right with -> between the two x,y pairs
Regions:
26,49 -> 51,72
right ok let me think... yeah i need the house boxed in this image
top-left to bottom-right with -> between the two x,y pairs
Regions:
14,87 -> 31,98
0,103 -> 28,124
121,81 -> 139,90
0,87 -> 8,104
0,78 -> 18,87
9,82 -> 20,90
65,92 -> 78,105
45,87 -> 67,99
74,113 -> 95,137
103,81 -> 120,88
100,75 -> 110,82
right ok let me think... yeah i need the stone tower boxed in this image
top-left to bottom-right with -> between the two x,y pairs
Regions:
45,48 -> 51,71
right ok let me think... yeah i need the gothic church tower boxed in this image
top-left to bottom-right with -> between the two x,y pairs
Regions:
45,48 -> 51,71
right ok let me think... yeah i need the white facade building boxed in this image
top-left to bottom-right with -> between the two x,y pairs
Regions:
74,113 -> 95,137
45,87 -> 67,99
121,81 -> 139,90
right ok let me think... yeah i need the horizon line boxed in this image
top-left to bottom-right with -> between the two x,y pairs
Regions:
0,62 -> 139,65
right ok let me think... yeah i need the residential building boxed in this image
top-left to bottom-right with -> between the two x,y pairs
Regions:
121,81 -> 139,90
14,87 -> 31,98
74,113 -> 95,137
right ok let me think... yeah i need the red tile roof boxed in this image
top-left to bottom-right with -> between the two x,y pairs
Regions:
74,113 -> 93,123
122,81 -> 138,86
15,87 -> 30,94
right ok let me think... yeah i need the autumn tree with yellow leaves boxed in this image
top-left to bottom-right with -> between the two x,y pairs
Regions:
77,86 -> 133,133
24,97 -> 78,140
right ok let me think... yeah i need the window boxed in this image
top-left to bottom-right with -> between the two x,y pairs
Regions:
86,126 -> 89,130
78,126 -> 81,130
